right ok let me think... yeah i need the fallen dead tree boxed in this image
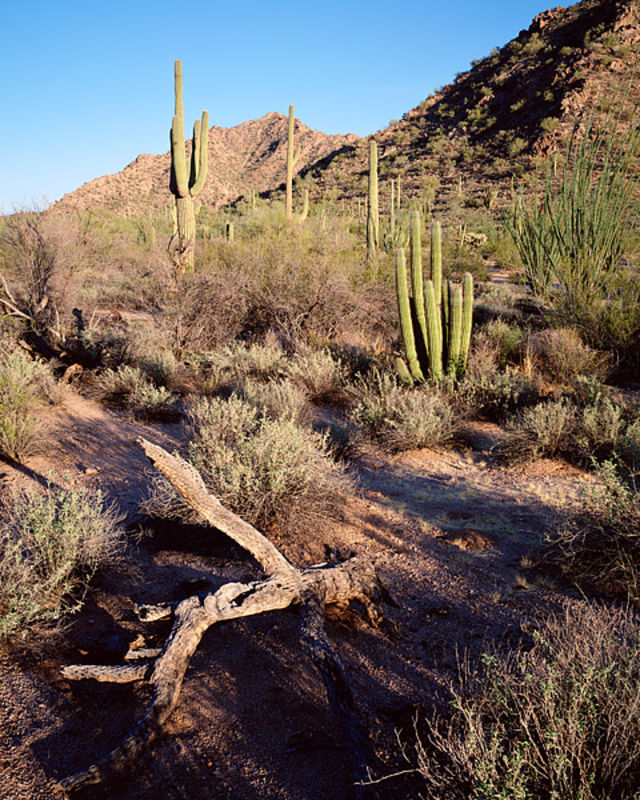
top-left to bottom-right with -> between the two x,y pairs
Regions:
57,438 -> 384,796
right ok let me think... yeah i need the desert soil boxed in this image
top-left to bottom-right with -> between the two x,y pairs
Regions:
0,392 -> 593,800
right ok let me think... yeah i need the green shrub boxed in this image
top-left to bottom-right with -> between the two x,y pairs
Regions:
416,602 -> 640,800
461,368 -> 539,421
239,378 -> 310,425
97,365 -> 179,420
504,398 -> 577,460
0,484 -> 122,637
351,370 -> 457,452
145,395 -> 351,536
286,349 -> 347,405
475,319 -> 526,369
0,349 -> 49,462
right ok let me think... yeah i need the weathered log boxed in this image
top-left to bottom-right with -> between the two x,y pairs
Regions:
57,439 -> 383,796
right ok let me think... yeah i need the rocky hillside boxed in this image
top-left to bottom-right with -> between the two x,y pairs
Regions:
300,0 -> 640,212
54,0 -> 640,219
54,112 -> 359,217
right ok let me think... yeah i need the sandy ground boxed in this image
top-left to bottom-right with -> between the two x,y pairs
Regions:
0,393 -> 592,800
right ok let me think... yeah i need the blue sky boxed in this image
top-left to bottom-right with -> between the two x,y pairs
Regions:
1,0 -> 576,210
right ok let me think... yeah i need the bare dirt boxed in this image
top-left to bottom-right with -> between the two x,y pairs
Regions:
0,392 -> 593,800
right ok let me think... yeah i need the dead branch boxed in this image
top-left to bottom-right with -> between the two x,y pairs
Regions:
57,439 -> 383,797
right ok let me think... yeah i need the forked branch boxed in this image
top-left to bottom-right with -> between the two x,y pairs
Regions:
57,439 -> 382,797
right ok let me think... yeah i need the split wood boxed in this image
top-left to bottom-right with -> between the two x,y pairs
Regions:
57,438 -> 384,797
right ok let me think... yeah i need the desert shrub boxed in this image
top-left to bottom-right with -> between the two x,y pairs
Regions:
460,367 -> 539,421
0,348 -> 50,461
352,370 -> 457,452
528,327 -> 609,383
416,602 -> 640,800
286,349 -> 347,405
575,396 -> 626,458
166,212 -> 395,354
475,319 -> 526,369
238,378 -> 310,425
187,342 -> 287,393
0,484 -> 121,637
503,399 -> 578,460
550,460 -> 640,599
97,365 -> 179,420
146,395 -> 350,536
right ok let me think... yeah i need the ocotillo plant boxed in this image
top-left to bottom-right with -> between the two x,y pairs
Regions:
168,59 -> 209,272
366,140 -> 379,263
396,216 -> 473,382
286,105 -> 301,220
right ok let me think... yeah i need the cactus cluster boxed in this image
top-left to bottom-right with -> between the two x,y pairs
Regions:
396,213 -> 473,383
168,60 -> 209,272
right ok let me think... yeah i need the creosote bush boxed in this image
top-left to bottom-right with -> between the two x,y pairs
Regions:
0,484 -> 122,637
415,602 -> 640,800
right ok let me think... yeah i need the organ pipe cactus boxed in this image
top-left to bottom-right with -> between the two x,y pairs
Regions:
396,215 -> 474,382
168,60 -> 209,272
286,104 -> 301,220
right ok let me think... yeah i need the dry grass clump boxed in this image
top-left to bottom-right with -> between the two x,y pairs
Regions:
528,327 -> 609,384
0,484 -> 122,637
145,395 -> 351,537
97,365 -> 179,421
351,370 -> 457,452
416,602 -> 640,800
550,461 -> 640,599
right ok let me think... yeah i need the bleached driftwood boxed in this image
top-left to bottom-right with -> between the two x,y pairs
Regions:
58,438 -> 383,796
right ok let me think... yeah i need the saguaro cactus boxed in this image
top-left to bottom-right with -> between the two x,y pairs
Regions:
395,215 -> 474,382
367,140 -> 379,263
168,60 -> 209,272
286,104 -> 301,220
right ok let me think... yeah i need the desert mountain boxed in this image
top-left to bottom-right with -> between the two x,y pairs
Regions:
55,0 -> 640,218
298,0 -> 640,212
54,112 -> 359,217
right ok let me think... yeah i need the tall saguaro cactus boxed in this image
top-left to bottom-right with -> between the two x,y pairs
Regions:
396,216 -> 474,382
367,140 -> 379,263
286,104 -> 301,220
168,60 -> 209,272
